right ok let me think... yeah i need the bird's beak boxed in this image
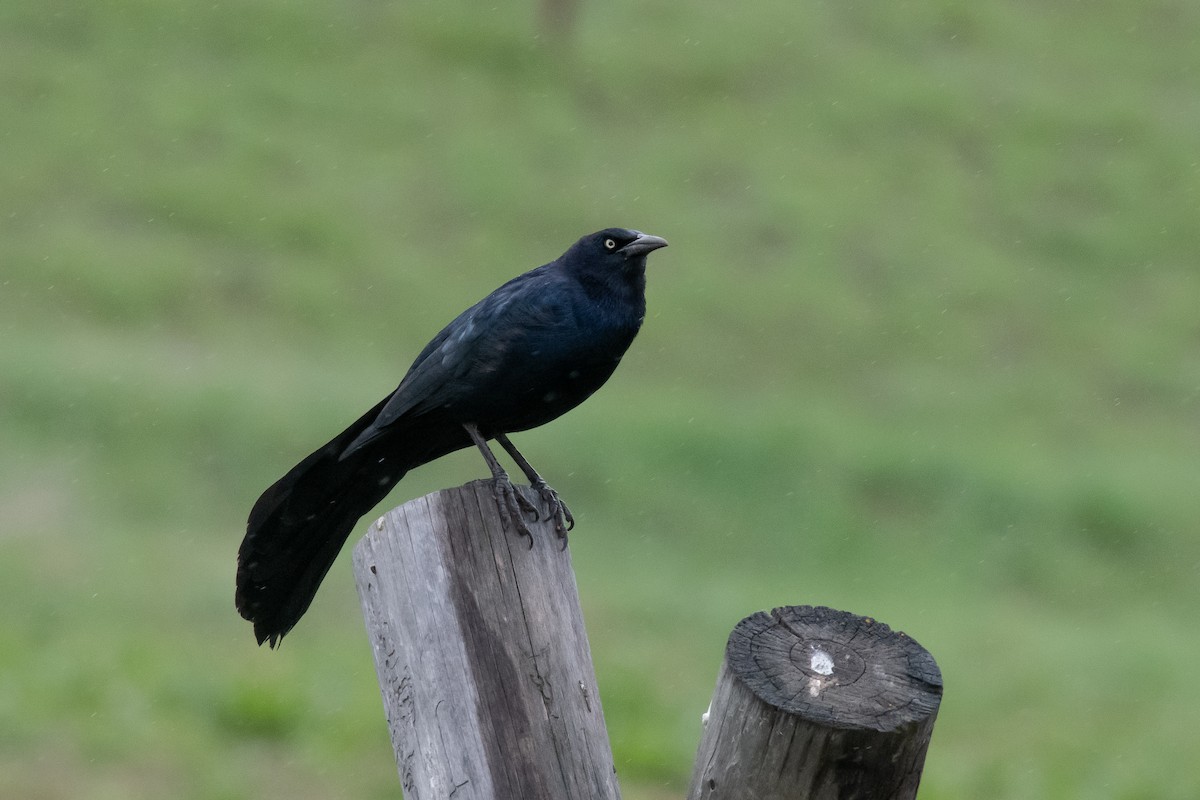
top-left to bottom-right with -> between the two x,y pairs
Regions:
622,232 -> 669,257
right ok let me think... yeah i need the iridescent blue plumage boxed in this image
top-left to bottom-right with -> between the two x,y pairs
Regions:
236,228 -> 668,646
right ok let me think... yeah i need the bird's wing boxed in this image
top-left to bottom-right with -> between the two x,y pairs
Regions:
340,266 -> 571,455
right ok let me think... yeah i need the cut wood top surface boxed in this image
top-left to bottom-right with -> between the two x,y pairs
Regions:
726,605 -> 943,731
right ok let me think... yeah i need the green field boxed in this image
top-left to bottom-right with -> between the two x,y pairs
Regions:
2,0 -> 1198,797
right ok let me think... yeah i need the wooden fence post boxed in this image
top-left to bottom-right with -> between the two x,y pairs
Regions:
352,480 -> 621,800
687,605 -> 943,800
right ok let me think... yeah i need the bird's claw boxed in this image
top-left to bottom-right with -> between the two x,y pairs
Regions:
488,477 -> 573,550
489,476 -> 539,547
532,480 -> 574,548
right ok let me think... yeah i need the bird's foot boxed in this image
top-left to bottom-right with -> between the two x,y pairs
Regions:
489,476 -> 540,547
531,479 -> 574,548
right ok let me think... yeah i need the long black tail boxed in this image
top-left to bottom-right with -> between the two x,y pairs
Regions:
236,398 -> 407,647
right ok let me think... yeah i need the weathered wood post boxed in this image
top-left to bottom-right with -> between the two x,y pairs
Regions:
688,605 -> 942,800
352,480 -> 620,800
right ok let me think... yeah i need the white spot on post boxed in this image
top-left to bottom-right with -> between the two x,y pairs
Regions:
806,647 -> 835,697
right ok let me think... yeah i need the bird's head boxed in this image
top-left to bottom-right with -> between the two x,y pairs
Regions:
566,228 -> 669,274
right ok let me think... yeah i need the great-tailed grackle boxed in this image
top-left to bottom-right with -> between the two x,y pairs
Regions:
236,228 -> 668,647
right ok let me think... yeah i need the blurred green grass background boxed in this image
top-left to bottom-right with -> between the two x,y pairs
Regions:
2,0 -> 1198,797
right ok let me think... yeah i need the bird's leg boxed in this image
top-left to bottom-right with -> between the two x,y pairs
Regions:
463,423 -> 538,544
495,433 -> 574,546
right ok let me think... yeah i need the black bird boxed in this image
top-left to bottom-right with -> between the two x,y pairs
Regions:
236,227 -> 668,647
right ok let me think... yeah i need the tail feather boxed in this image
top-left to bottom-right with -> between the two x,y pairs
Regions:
237,401 -> 405,647
237,402 -> 479,646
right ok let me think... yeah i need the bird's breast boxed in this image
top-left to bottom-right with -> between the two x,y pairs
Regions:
466,320 -> 638,433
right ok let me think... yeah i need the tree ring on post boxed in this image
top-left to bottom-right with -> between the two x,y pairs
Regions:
729,604 -> 942,732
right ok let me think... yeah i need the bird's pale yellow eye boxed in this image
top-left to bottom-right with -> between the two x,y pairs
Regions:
604,238 -> 617,251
